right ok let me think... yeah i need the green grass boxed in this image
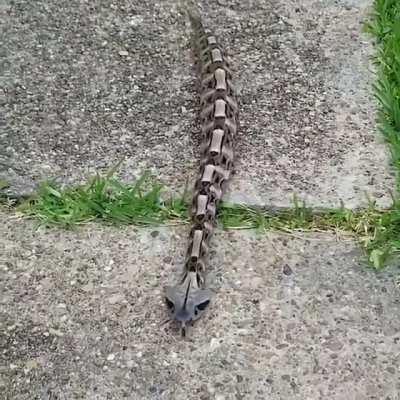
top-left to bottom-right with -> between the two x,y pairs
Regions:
16,172 -> 399,269
0,179 -> 10,191
19,173 -> 188,227
221,200 -> 400,269
365,0 -> 400,185
361,0 -> 400,266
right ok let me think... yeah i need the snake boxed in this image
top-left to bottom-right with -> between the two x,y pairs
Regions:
164,3 -> 239,336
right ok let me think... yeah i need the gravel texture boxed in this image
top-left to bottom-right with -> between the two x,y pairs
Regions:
0,0 -> 395,207
1,214 -> 400,399
1,1 -> 400,398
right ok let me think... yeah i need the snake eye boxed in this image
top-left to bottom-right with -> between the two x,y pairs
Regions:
165,297 -> 175,311
196,300 -> 210,312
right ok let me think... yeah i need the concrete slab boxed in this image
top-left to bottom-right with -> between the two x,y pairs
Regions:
219,0 -> 395,208
0,0 -> 395,207
1,214 -> 399,399
1,0 -> 195,197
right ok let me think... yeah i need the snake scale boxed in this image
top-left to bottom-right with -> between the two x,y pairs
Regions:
164,4 -> 239,335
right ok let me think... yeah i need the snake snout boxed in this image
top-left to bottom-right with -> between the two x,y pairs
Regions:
175,306 -> 193,322
165,287 -> 212,321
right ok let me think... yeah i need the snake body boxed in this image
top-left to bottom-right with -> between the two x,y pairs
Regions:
165,6 -> 239,335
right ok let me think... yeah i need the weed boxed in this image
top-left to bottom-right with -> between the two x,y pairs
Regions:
363,0 -> 400,266
19,173 -> 188,228
17,171 -> 399,269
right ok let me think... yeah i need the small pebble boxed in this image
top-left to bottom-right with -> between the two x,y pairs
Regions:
25,360 -> 38,370
107,354 -> 115,361
119,50 -> 129,56
209,338 -> 220,351
129,16 -> 143,26
108,294 -> 124,305
49,328 -> 64,337
283,264 -> 293,276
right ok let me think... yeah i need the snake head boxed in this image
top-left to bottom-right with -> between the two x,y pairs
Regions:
165,280 -> 212,335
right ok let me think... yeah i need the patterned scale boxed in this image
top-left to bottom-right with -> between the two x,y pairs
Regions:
164,5 -> 239,336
